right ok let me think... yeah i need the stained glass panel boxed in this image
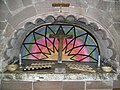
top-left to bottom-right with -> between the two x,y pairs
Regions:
21,24 -> 100,63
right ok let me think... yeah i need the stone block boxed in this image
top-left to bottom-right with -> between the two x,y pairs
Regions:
109,1 -> 120,11
5,0 -> 23,11
96,0 -> 110,11
86,81 -> 113,89
108,25 -> 120,45
113,23 -> 120,33
22,0 -> 32,6
63,81 -> 85,90
77,0 -> 88,8
109,2 -> 120,22
1,81 -> 32,90
110,11 -> 120,22
7,6 -> 36,29
34,81 -> 63,90
33,0 -> 59,3
86,7 -> 112,29
0,22 -> 7,30
34,1 -> 56,14
86,0 -> 99,7
113,80 -> 120,88
3,24 -> 14,37
0,0 -> 10,21
63,0 -> 88,8
111,23 -> 120,48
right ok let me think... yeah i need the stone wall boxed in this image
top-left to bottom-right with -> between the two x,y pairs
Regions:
0,0 -> 120,72
1,80 -> 120,90
0,0 -> 120,89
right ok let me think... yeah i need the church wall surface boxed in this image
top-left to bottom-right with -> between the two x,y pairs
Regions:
1,80 -> 120,90
0,0 -> 120,71
0,0 -> 120,89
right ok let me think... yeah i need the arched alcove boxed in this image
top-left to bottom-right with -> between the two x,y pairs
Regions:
3,15 -> 118,72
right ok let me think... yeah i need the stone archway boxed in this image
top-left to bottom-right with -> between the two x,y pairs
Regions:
4,15 -> 117,70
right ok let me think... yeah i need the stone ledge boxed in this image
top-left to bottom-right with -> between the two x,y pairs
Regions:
1,73 -> 117,81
